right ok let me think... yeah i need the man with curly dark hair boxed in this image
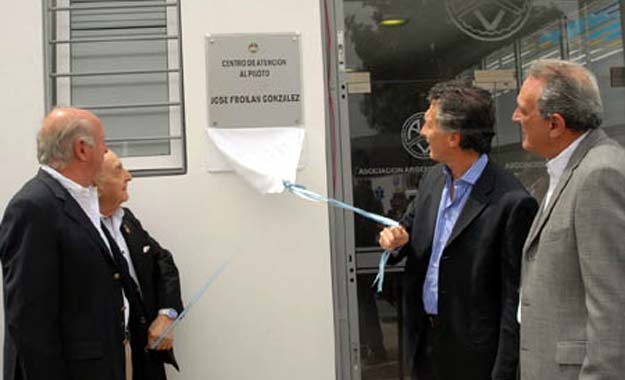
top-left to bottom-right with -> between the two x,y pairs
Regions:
379,81 -> 538,380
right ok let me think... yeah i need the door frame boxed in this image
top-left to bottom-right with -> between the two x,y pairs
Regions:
320,0 -> 362,379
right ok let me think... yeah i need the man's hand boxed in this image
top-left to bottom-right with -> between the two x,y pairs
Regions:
378,226 -> 409,251
147,315 -> 175,351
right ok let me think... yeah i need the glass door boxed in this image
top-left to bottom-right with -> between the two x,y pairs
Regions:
335,0 -> 625,378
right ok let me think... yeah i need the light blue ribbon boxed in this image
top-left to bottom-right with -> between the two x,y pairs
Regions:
283,180 -> 398,293
372,250 -> 391,293
283,181 -> 400,228
150,257 -> 232,350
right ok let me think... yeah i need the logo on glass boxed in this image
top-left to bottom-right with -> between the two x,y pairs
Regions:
445,0 -> 533,42
401,112 -> 430,160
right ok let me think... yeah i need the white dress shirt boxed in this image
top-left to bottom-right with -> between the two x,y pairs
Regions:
102,208 -> 143,328
101,208 -> 141,288
543,131 -> 589,211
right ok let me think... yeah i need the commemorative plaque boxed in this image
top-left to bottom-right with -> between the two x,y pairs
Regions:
206,33 -> 303,128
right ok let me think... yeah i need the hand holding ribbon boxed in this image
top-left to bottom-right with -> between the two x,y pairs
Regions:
284,181 -> 403,292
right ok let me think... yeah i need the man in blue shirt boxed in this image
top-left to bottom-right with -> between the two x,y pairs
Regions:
379,82 -> 538,380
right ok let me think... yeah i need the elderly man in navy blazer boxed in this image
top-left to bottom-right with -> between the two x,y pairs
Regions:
379,82 -> 538,380
95,150 -> 183,380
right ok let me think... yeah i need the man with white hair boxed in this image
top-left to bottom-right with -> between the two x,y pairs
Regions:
96,150 -> 183,380
514,59 -> 625,380
0,108 -> 144,380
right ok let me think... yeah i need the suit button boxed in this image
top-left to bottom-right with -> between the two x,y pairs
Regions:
140,316 -> 147,324
113,273 -> 121,280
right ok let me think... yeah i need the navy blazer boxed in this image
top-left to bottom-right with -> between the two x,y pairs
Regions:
0,170 -> 128,380
121,208 -> 183,380
392,161 -> 538,380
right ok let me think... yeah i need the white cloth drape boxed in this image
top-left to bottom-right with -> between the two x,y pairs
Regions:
206,127 -> 305,194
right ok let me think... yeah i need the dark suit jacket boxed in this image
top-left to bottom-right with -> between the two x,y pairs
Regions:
0,170 -> 128,380
392,161 -> 538,380
121,208 -> 183,380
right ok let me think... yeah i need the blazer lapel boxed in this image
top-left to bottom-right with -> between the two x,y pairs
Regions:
444,161 -> 494,248
523,129 -> 607,254
37,169 -> 115,267
120,213 -> 141,264
523,196 -> 546,254
414,170 -> 445,260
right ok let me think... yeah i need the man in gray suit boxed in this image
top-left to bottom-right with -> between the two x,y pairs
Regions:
513,59 -> 625,380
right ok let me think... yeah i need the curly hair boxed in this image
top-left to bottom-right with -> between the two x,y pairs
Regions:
427,81 -> 495,154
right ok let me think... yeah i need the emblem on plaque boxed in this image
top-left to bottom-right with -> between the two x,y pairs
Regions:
445,0 -> 533,42
248,42 -> 259,53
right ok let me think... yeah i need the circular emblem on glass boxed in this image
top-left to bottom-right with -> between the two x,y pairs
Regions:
401,112 -> 430,160
248,42 -> 259,53
445,0 -> 533,42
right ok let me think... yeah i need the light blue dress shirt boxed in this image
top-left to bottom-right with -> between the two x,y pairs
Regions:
423,154 -> 488,315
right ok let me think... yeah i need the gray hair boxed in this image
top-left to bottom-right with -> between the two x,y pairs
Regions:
527,59 -> 603,131
37,115 -> 96,170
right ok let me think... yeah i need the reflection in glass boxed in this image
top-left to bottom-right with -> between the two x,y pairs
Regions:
343,1 -> 625,378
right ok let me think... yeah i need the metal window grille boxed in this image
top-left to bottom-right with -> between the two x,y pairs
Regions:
43,0 -> 187,176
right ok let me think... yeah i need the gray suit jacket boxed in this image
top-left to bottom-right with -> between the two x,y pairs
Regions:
520,128 -> 625,380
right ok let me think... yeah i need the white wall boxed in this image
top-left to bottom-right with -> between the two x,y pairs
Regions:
0,0 -> 336,379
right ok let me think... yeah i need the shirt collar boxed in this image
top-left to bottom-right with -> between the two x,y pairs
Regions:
41,165 -> 97,198
443,153 -> 489,186
41,165 -> 102,236
102,207 -> 126,232
546,131 -> 589,180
